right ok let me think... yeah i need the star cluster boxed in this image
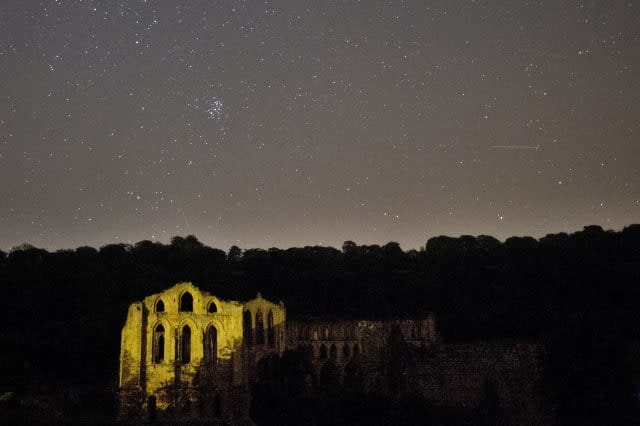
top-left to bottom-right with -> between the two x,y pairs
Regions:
0,0 -> 638,250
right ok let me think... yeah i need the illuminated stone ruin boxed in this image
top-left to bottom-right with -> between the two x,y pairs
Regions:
118,282 -> 286,422
121,282 -> 550,424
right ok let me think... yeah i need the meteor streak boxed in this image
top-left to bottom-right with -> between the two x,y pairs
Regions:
491,145 -> 540,151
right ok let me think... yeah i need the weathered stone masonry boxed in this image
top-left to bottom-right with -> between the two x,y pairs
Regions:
119,282 -> 546,425
118,282 -> 286,422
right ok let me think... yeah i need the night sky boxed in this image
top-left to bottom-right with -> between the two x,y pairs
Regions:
1,0 -> 638,251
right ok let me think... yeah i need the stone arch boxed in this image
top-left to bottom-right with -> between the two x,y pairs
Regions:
153,324 -> 165,363
255,310 -> 265,345
267,310 -> 275,347
204,324 -> 217,364
177,317 -> 199,332
208,300 -> 218,313
155,298 -> 165,313
342,343 -> 351,360
180,291 -> 193,312
180,324 -> 192,364
319,344 -> 328,359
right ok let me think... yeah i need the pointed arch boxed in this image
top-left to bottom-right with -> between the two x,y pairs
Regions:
208,300 -> 218,313
153,324 -> 165,363
181,325 -> 191,363
267,310 -> 275,347
319,344 -> 328,359
155,299 -> 165,313
330,344 -> 337,360
204,325 -> 217,364
255,310 -> 265,345
342,343 -> 351,360
180,292 -> 193,312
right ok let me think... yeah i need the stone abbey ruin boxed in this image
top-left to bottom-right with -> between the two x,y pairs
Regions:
119,282 -> 546,424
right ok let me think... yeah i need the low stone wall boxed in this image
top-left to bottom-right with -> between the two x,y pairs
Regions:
416,342 -> 550,426
284,320 -> 550,425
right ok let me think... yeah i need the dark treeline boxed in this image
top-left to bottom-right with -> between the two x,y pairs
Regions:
1,224 -> 639,423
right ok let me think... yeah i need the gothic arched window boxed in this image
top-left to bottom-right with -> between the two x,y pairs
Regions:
342,344 -> 351,360
330,344 -> 337,360
180,292 -> 193,312
208,301 -> 217,313
319,344 -> 328,359
153,324 -> 165,363
267,310 -> 275,347
204,326 -> 217,364
255,310 -> 265,345
181,325 -> 191,364
156,299 -> 165,313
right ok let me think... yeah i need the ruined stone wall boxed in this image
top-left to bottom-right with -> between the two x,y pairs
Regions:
118,282 -> 285,422
416,342 -> 550,426
138,283 -> 246,410
242,293 -> 287,383
284,320 -> 547,425
118,302 -> 146,417
284,316 -> 437,389
286,315 -> 437,359
120,284 -> 547,424
119,302 -> 145,390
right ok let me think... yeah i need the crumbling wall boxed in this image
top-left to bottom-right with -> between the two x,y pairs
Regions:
120,285 -> 548,424
118,283 -> 284,423
417,342 -> 550,426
